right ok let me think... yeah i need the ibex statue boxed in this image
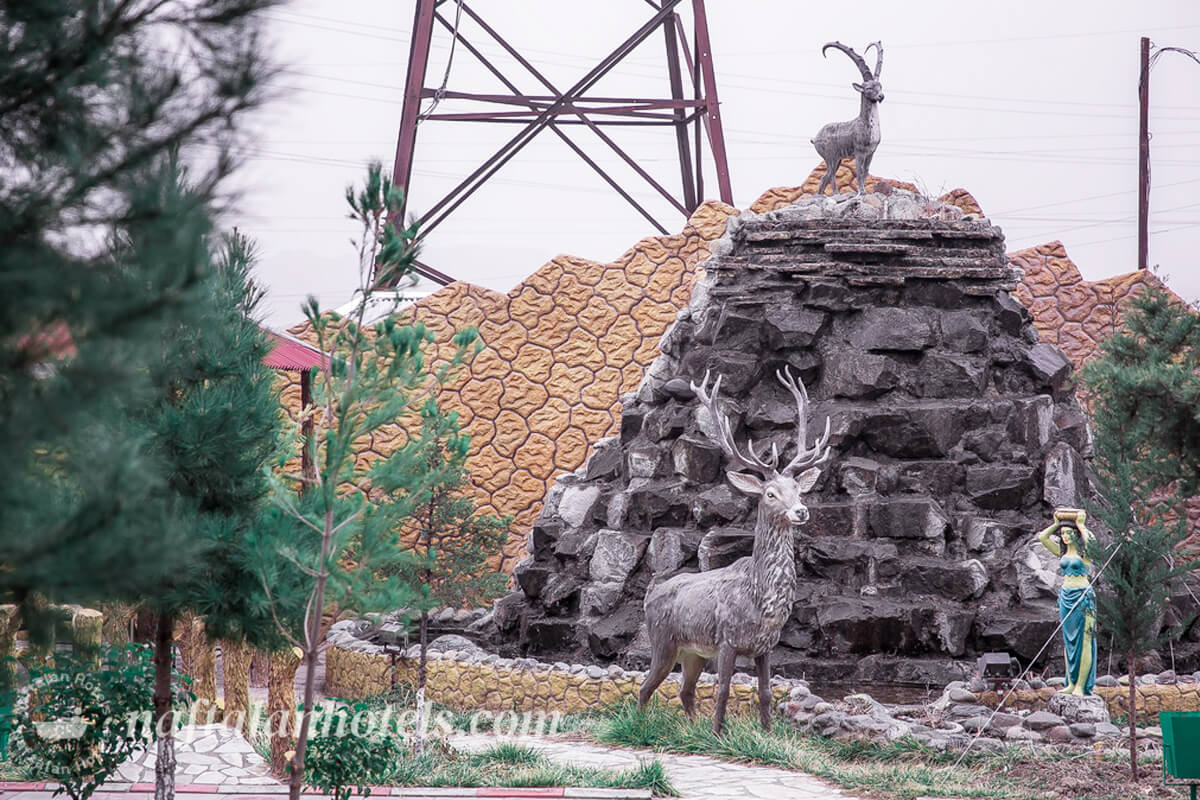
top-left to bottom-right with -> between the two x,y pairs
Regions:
637,367 -> 832,735
811,41 -> 884,195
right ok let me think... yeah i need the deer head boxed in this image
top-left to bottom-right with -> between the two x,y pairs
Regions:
823,40 -> 884,103
691,367 -> 832,526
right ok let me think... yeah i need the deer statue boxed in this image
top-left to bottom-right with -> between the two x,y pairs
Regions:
637,367 -> 832,735
811,41 -> 884,196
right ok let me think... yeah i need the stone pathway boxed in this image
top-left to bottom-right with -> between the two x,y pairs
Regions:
3,725 -> 886,799
114,724 -> 275,786
450,734 -> 864,800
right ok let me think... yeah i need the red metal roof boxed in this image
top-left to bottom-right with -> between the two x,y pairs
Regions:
262,330 -> 328,372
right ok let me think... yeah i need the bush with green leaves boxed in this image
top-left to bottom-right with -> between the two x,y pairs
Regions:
15,644 -> 156,800
302,701 -> 403,800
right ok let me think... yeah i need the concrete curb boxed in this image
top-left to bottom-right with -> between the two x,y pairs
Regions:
0,784 -> 651,799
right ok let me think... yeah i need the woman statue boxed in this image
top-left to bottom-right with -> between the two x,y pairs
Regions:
1036,508 -> 1097,696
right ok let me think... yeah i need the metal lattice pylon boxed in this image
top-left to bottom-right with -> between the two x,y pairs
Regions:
389,0 -> 733,286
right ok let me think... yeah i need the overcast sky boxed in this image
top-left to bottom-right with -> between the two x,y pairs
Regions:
224,1 -> 1200,329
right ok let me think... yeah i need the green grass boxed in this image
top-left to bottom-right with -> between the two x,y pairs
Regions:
243,700 -> 675,797
593,700 -> 1048,800
372,742 -> 676,796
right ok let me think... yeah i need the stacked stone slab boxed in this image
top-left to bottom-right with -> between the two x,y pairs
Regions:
489,192 -> 1094,684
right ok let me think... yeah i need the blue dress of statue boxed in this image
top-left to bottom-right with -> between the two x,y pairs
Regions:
1037,508 -> 1097,696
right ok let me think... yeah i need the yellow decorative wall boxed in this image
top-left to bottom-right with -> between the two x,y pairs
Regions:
324,643 -> 788,716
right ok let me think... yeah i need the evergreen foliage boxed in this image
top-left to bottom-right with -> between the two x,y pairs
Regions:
1081,283 -> 1200,780
0,0 -> 276,629
244,162 -> 480,800
383,401 -> 509,753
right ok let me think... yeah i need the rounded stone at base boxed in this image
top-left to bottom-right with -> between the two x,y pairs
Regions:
1047,691 -> 1110,724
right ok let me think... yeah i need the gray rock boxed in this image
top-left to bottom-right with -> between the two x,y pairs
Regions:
1045,725 -> 1073,743
1047,692 -> 1110,724
849,308 -> 935,352
648,527 -> 698,575
948,688 -> 979,703
960,715 -> 990,733
558,485 -> 602,528
580,581 -> 625,616
1024,711 -> 1065,731
1095,674 -> 1118,687
990,712 -> 1024,730
1043,442 -> 1086,508
1069,722 -> 1096,738
1006,726 -> 1043,742
588,529 -> 648,584
949,703 -> 992,719
1028,343 -> 1072,393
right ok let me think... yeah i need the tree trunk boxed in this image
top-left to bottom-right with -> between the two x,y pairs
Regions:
178,615 -> 217,718
249,650 -> 269,687
267,648 -> 300,777
71,609 -> 103,667
288,509 -> 335,800
0,605 -> 19,697
153,613 -> 176,800
414,610 -> 428,755
221,639 -> 252,735
100,603 -> 136,646
1128,649 -> 1138,781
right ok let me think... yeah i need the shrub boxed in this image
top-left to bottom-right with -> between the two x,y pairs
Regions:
303,701 -> 404,800
15,644 -> 156,800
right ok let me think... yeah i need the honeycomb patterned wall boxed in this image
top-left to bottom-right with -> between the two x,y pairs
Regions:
280,162 -> 1191,572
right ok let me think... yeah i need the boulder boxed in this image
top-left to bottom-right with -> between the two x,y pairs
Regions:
671,435 -> 723,484
648,527 -> 700,574
1023,710 -> 1065,731
588,530 -> 648,584
558,485 -> 602,528
1043,441 -> 1086,508
1047,692 -> 1110,724
1028,342 -> 1072,393
849,308 -> 935,351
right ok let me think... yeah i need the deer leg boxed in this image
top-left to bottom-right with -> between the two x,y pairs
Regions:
817,159 -> 836,195
712,645 -> 736,736
755,652 -> 773,731
637,640 -> 678,711
678,653 -> 705,720
857,151 -> 874,194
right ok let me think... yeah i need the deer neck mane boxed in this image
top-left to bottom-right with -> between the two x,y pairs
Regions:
750,504 -> 797,614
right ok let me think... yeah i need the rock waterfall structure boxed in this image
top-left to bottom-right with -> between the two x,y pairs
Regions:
487,191 -> 1095,683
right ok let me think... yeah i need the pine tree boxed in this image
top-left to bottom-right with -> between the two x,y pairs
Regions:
137,229 -> 284,800
244,162 -> 480,800
1081,283 -> 1200,780
0,0 -> 276,633
386,402 -> 509,753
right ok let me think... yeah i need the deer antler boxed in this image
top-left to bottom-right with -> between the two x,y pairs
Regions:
775,366 -> 832,476
690,371 -> 777,477
864,41 -> 883,78
821,41 -> 875,83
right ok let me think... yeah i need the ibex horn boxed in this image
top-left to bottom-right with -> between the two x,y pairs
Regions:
864,41 -> 883,78
821,41 -> 874,82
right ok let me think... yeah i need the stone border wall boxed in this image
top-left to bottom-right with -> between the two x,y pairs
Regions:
979,684 -> 1200,716
324,640 -> 794,716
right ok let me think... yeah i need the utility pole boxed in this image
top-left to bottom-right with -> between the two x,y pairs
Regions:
1138,36 -> 1150,271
